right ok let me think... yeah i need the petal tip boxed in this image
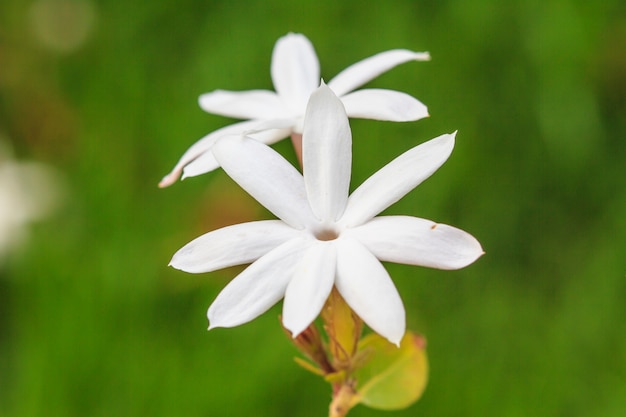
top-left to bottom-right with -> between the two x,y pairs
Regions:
158,169 -> 181,188
281,318 -> 307,340
207,324 -> 218,331
198,91 -> 222,112
414,51 -> 431,61
439,131 -> 457,148
289,328 -> 303,340
387,332 -> 403,347
207,313 -> 219,330
280,32 -> 308,42
313,81 -> 336,98
413,106 -> 430,122
454,236 -> 485,270
391,50 -> 430,62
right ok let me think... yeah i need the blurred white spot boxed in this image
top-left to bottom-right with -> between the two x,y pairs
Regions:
29,0 -> 97,53
0,140 -> 64,262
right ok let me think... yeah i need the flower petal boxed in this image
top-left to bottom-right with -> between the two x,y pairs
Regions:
181,124 -> 294,180
212,134 -> 315,229
159,120 -> 261,188
335,237 -> 405,346
180,152 -> 220,181
271,33 -> 320,110
169,220 -> 300,273
342,132 -> 456,227
242,118 -> 298,136
282,241 -> 336,337
348,216 -> 484,270
340,89 -> 428,122
198,89 -> 286,119
208,237 -> 310,329
328,50 -> 430,97
302,84 -> 351,222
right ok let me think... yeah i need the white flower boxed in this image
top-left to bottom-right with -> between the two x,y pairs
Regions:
0,142 -> 62,262
169,85 -> 483,346
159,32 -> 430,187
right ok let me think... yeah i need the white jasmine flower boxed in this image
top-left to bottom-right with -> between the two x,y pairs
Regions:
169,85 -> 483,345
0,142 -> 62,262
159,32 -> 430,187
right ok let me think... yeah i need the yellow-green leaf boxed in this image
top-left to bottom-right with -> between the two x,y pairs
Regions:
353,332 -> 428,410
321,288 -> 362,364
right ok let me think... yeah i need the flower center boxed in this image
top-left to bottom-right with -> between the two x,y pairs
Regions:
315,228 -> 339,241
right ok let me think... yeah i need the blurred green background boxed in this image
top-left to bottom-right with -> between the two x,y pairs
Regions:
1,0 -> 625,416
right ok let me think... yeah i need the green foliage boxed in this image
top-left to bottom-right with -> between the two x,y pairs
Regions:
354,332 -> 428,410
0,0 -> 624,416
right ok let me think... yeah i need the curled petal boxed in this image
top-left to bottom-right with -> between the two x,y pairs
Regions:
159,120 -> 261,187
169,220 -> 300,273
208,237 -> 310,330
242,118 -> 297,136
303,84 -> 351,222
180,151 -> 220,181
199,90 -> 286,119
283,241 -> 337,337
348,216 -> 484,270
181,124 -> 294,180
271,33 -> 320,110
248,126 -> 295,146
335,237 -> 405,346
341,89 -> 428,122
328,50 -> 430,97
342,132 -> 456,227
212,135 -> 315,229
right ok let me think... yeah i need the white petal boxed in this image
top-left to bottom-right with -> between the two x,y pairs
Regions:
169,220 -> 300,273
247,126 -> 294,145
271,33 -> 320,109
340,89 -> 429,122
342,132 -> 456,227
212,135 -> 315,229
208,237 -> 310,329
242,119 -> 297,136
181,124 -> 294,180
159,120 -> 261,188
302,84 -> 351,222
348,216 -> 484,270
335,237 -> 405,346
282,241 -> 336,337
328,50 -> 430,97
198,90 -> 286,119
180,151 -> 220,181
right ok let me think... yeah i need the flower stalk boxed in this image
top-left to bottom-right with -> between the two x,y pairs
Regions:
290,133 -> 303,167
329,381 -> 359,417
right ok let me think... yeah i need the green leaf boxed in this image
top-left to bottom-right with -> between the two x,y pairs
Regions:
321,288 -> 363,364
353,332 -> 428,410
